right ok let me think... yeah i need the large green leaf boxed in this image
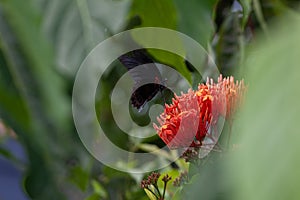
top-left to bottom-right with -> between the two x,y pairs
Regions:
229,13 -> 300,199
176,12 -> 300,200
39,0 -> 131,76
172,0 -> 219,83
129,0 -> 176,29
174,0 -> 218,49
129,0 -> 192,83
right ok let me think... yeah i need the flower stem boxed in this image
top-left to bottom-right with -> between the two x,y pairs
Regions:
153,184 -> 161,198
162,181 -> 167,199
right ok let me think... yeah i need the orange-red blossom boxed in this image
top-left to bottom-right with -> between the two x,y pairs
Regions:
153,75 -> 245,149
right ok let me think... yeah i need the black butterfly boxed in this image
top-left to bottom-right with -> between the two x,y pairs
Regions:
118,49 -> 166,111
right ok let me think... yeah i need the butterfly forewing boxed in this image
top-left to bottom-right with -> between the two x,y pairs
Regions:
118,49 -> 165,110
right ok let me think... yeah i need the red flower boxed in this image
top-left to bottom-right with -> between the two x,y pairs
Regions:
154,86 -> 214,149
154,75 -> 245,149
154,89 -> 200,149
207,75 -> 246,120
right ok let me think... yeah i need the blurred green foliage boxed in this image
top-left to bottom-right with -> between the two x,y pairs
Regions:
0,0 -> 299,199
229,13 -> 300,200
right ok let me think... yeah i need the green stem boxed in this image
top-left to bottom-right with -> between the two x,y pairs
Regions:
253,0 -> 270,37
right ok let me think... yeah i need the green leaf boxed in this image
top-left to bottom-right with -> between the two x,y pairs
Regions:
173,0 -> 219,82
40,0 -> 131,76
85,193 -> 102,200
144,185 -> 158,200
230,13 -> 300,200
129,0 -> 192,83
174,0 -> 218,49
91,180 -> 108,199
69,166 -> 90,191
129,0 -> 176,29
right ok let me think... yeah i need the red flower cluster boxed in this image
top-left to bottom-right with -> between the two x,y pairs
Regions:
153,75 -> 245,149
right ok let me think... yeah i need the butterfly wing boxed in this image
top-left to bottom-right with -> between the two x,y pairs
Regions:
118,49 -> 165,110
118,49 -> 154,70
